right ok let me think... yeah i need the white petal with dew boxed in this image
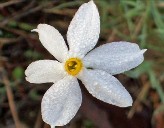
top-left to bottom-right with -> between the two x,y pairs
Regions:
25,60 -> 66,84
41,76 -> 82,126
67,1 -> 100,58
78,69 -> 133,107
84,42 -> 147,75
32,24 -> 68,62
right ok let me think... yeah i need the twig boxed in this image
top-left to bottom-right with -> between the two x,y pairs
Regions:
44,8 -> 76,16
128,81 -> 150,118
0,37 -> 23,44
2,73 -> 21,128
1,5 -> 42,26
0,24 -> 35,41
131,13 -> 146,41
0,56 -> 7,61
1,1 -> 57,26
107,29 -> 117,42
157,2 -> 164,8
0,0 -> 24,8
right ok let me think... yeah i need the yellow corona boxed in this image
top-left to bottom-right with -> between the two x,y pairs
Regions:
65,58 -> 83,76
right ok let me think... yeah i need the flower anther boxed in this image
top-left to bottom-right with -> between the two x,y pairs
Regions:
65,58 -> 83,76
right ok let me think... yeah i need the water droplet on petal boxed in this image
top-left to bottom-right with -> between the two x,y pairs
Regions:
94,82 -> 98,86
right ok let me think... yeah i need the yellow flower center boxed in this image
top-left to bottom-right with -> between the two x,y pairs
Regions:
65,58 -> 83,76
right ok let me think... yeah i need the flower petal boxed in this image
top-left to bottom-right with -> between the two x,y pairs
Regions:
67,1 -> 100,58
32,24 -> 68,62
41,76 -> 82,126
83,42 -> 147,75
78,69 -> 133,107
25,60 -> 66,83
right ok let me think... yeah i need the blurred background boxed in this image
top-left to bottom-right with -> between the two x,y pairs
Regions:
0,0 -> 164,128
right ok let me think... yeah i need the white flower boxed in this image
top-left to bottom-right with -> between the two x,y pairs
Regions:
25,1 -> 147,128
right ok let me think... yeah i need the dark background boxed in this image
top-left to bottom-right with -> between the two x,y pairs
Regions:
0,0 -> 164,128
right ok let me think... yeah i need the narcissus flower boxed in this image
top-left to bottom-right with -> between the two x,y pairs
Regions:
25,1 -> 147,128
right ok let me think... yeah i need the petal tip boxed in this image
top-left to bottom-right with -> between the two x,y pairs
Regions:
88,0 -> 96,7
119,94 -> 133,107
142,49 -> 147,53
124,96 -> 133,107
89,0 -> 94,3
31,29 -> 38,32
